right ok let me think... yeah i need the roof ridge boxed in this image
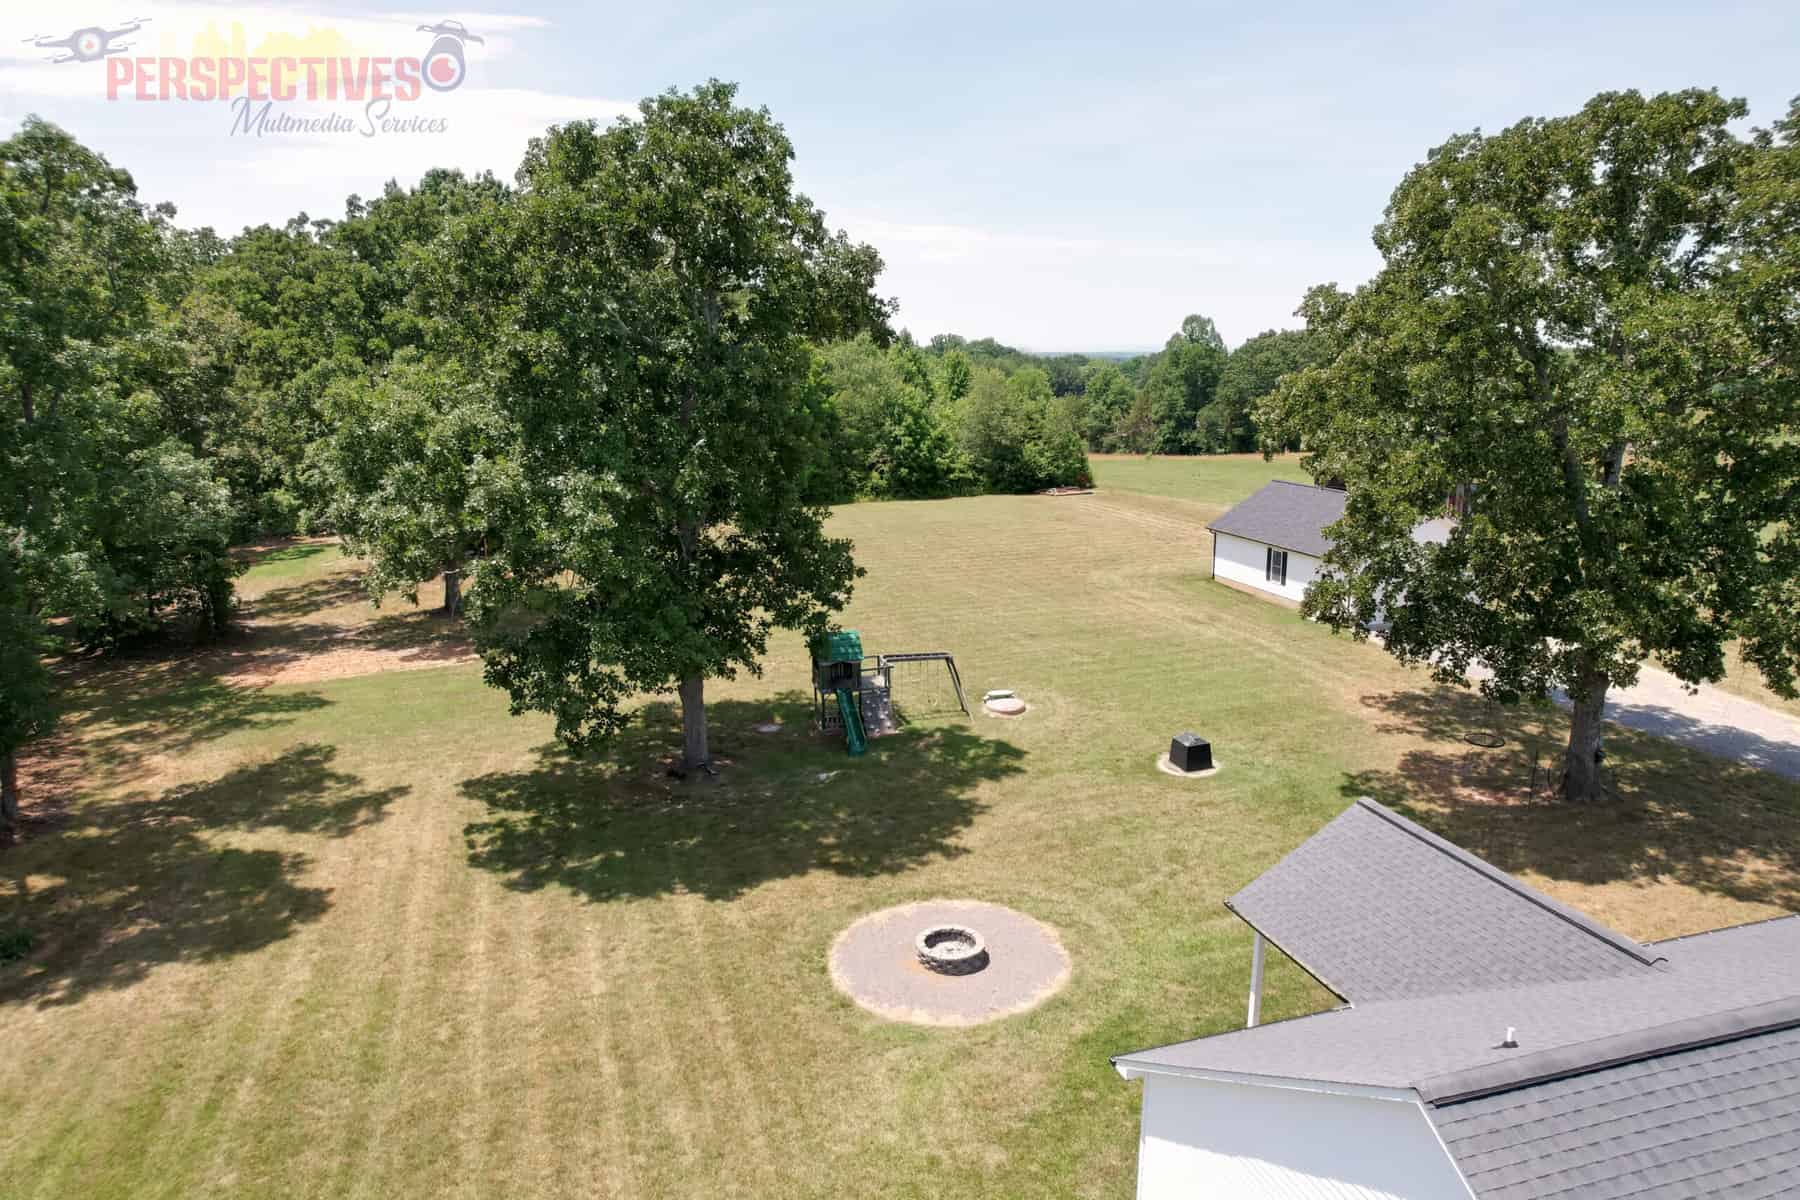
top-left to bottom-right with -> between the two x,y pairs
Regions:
1353,798 -> 1663,970
1651,912 -> 1800,947
1419,996 -> 1800,1105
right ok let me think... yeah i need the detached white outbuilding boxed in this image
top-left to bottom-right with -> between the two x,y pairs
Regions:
1206,481 -> 1346,605
1208,481 -> 1452,609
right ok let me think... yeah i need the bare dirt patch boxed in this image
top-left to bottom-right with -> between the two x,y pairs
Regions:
211,618 -> 475,688
224,539 -> 475,686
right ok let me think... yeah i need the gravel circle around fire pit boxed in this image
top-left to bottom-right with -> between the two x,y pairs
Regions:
829,900 -> 1072,1027
1155,752 -> 1221,779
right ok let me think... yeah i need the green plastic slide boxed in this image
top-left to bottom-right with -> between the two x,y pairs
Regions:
836,689 -> 867,756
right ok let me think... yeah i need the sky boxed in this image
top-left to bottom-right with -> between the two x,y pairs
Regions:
3,1 -> 1797,351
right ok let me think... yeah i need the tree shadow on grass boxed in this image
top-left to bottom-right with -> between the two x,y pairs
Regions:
41,661 -> 333,793
0,743 -> 405,1007
1345,687 -> 1800,913
460,693 -> 1025,903
240,572 -> 369,620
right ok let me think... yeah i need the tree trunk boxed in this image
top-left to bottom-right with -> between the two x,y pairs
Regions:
678,675 -> 709,772
1560,673 -> 1610,802
1,752 -> 19,836
442,568 -> 463,618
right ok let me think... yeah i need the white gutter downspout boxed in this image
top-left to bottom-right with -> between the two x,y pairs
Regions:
1246,931 -> 1265,1028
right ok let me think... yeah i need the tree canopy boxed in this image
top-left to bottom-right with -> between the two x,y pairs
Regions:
1260,89 -> 1800,801
444,81 -> 893,770
1146,315 -> 1228,454
1213,329 -> 1323,452
0,117 -> 241,828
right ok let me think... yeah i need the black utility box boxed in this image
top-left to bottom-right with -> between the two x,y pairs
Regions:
1169,732 -> 1213,773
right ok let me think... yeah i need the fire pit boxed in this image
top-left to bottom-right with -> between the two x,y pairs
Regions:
915,924 -> 989,975
830,900 -> 1070,1025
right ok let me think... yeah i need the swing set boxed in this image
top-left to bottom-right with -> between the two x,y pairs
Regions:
810,632 -> 970,756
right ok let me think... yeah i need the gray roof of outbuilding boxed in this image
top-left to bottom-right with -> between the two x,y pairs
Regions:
1207,480 -> 1347,557
1112,801 -> 1800,1199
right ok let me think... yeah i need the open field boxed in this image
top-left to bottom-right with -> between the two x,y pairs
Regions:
1,466 -> 1796,1199
1088,452 -> 1309,511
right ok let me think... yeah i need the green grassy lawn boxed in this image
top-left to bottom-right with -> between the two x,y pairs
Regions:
1089,452 -> 1310,514
235,538 -> 343,582
2,475 -> 1796,1198
1715,640 -> 1800,721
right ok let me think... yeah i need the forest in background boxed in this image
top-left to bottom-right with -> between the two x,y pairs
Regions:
768,316 -> 1323,504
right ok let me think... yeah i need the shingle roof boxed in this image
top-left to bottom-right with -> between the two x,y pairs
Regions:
1431,1023 -> 1800,1200
1113,934 -> 1800,1093
1227,798 -> 1661,1004
1112,801 -> 1800,1199
1207,481 -> 1347,557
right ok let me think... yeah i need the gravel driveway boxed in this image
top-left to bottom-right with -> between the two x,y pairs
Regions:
1388,635 -> 1800,783
1592,665 -> 1800,783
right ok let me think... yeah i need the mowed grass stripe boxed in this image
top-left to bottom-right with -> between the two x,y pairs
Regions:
154,845 -> 351,1197
451,819 -> 498,1200
350,778 -> 486,1198
284,769 -> 419,1189
564,897 -> 630,1197
341,785 -> 453,1200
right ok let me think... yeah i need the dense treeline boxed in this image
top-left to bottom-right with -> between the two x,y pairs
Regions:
805,311 -> 1325,501
815,335 -> 1088,499
894,321 -> 1323,461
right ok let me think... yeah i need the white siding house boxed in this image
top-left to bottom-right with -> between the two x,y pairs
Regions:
1211,530 -> 1319,605
1206,482 -> 1347,606
1112,799 -> 1800,1200
1207,482 -> 1456,610
1127,1072 -> 1474,1199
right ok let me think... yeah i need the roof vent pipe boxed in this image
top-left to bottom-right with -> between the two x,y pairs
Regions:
1501,1027 -> 1519,1049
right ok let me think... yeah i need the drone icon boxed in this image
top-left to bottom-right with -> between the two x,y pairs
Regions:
415,20 -> 484,45
22,18 -> 149,64
415,19 -> 482,92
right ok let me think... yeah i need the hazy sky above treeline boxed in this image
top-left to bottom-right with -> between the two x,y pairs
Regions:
5,0 -> 1796,349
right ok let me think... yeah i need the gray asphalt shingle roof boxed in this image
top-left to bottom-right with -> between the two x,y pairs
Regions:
1227,799 -> 1661,1004
1206,480 -> 1347,557
1432,1023 -> 1800,1200
1113,800 -> 1800,1199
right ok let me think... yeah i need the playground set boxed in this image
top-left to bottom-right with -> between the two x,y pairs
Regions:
809,630 -> 970,755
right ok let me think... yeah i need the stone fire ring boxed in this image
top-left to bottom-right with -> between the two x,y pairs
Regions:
916,924 -> 988,975
1155,752 -> 1221,779
830,900 -> 1071,1027
984,697 -> 1028,718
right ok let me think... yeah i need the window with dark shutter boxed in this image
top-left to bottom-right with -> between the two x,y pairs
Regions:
1265,547 -> 1287,586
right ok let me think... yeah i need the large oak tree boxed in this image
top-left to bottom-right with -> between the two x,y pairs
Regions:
445,82 -> 892,770
1260,90 -> 1799,802
1,119 -> 240,830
